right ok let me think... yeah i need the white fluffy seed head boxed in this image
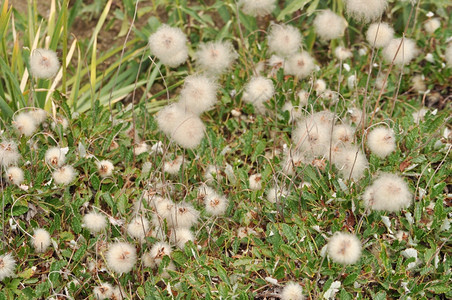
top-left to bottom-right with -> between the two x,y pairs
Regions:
332,146 -> 368,180
332,124 -> 355,144
195,41 -> 238,75
347,107 -> 363,125
170,227 -> 194,249
13,112 -> 37,137
5,166 -> 24,186
0,140 -> 20,167
367,126 -> 396,158
156,105 -> 206,149
334,46 -> 353,60
93,283 -> 113,300
267,186 -> 288,203
314,79 -> 327,95
445,43 -> 452,68
149,242 -> 172,266
285,52 -> 315,78
412,75 -> 426,93
327,232 -> 362,265
30,48 -> 60,79
314,9 -> 347,41
134,141 -> 149,156
0,253 -> 16,281
155,104 -> 186,136
106,242 -> 137,274
249,173 -> 263,190
281,282 -> 304,300
97,160 -> 114,178
382,38 -> 418,66
163,155 -> 183,174
292,113 -> 334,159
178,75 -> 218,115
363,173 -> 412,212
366,22 -> 394,48
170,114 -> 205,149
45,147 -> 66,167
239,0 -> 276,17
126,216 -> 150,241
242,76 -> 275,105
83,212 -> 107,234
344,0 -> 388,23
204,191 -> 229,216
171,202 -> 199,228
29,108 -> 47,124
32,228 -> 51,253
424,18 -> 441,34
52,165 -> 76,185
149,24 -> 188,67
267,24 -> 302,57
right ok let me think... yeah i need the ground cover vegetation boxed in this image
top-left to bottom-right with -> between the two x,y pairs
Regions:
0,0 -> 451,299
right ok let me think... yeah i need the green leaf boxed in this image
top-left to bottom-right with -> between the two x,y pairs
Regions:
73,244 -> 87,262
277,0 -> 309,21
12,205 -> 28,216
343,273 -> 359,286
17,268 -> 34,279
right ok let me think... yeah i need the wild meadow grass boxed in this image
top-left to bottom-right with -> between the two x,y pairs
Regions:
0,0 -> 451,299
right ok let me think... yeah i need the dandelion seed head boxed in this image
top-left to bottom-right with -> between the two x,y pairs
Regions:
195,41 -> 238,74
424,18 -> 441,34
334,46 -> 353,60
285,52 -> 315,78
29,108 -> 47,125
163,155 -> 184,174
267,24 -> 302,57
5,166 -> 24,186
242,76 -> 275,105
239,0 -> 276,17
249,173 -> 263,190
344,0 -> 388,23
106,242 -> 137,274
363,173 -> 412,211
30,48 -> 60,79
45,147 -> 66,167
332,146 -> 368,180
126,216 -> 150,241
149,24 -> 188,67
382,38 -> 418,66
32,228 -> 51,253
367,126 -> 396,158
281,282 -> 304,300
0,140 -> 20,167
13,112 -> 37,137
52,165 -> 76,185
204,192 -> 229,216
83,211 -> 107,234
0,253 -> 16,281
366,22 -> 394,48
314,9 -> 347,41
169,227 -> 195,249
178,75 -> 218,115
93,283 -> 113,300
332,124 -> 355,144
96,160 -> 114,178
149,242 -> 172,266
327,232 -> 362,265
